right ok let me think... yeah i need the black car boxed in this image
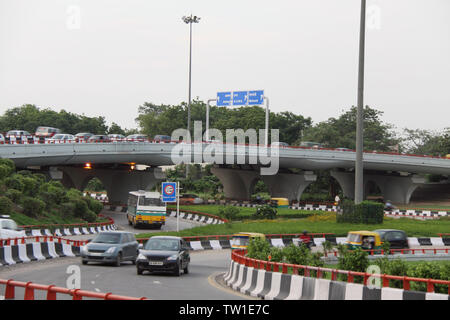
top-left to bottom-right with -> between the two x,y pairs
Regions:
136,236 -> 190,276
373,229 -> 409,249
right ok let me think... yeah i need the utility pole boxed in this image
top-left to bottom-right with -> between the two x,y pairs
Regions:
182,14 -> 201,179
355,0 -> 366,204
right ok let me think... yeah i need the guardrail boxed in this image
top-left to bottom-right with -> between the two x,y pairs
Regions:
0,235 -> 86,247
231,249 -> 450,294
0,279 -> 147,300
2,137 -> 449,160
135,233 -> 336,244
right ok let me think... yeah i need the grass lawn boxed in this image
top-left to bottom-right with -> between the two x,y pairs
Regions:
136,214 -> 450,239
168,204 -> 314,219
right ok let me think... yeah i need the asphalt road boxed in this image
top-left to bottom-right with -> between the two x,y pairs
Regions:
0,249 -> 249,300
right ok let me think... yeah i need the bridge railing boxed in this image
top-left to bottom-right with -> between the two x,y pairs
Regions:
2,137 -> 450,160
231,249 -> 450,294
0,279 -> 147,300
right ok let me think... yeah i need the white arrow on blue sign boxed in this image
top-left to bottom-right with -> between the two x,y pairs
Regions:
217,90 -> 264,107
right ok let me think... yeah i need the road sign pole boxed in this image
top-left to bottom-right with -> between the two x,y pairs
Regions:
206,99 -> 216,141
176,181 -> 180,232
264,96 -> 270,146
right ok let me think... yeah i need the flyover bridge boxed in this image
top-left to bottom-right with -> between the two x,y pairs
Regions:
1,141 -> 450,204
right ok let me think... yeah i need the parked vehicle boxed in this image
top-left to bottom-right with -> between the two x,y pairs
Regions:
0,216 -> 26,239
0,133 -> 5,144
80,231 -> 139,266
231,232 -> 266,250
5,130 -> 34,143
270,197 -> 289,208
373,229 -> 409,249
127,134 -> 148,142
127,190 -> 166,229
88,134 -> 111,143
346,231 -> 382,253
136,236 -> 190,276
74,132 -> 94,142
48,134 -> 75,142
35,126 -> 61,139
179,194 -> 204,205
153,135 -> 172,143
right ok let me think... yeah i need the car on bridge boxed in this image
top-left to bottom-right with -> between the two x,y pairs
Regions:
127,134 -> 148,142
271,142 -> 289,147
35,126 -> 61,140
88,134 -> 111,143
136,236 -> 190,276
75,132 -> 94,142
80,231 -> 139,266
48,134 -> 75,142
107,134 -> 126,141
153,135 -> 172,143
5,130 -> 34,143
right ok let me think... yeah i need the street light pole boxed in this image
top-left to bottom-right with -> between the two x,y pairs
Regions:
355,0 -> 366,204
182,14 -> 201,179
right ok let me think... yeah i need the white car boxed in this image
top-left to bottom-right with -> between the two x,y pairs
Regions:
0,216 -> 26,239
48,134 -> 75,142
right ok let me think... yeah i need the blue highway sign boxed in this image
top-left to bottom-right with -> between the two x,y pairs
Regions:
161,182 -> 177,202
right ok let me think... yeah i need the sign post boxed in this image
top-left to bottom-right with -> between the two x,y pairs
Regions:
161,182 -> 179,231
215,90 -> 268,144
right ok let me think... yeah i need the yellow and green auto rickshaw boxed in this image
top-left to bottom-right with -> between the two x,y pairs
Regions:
345,231 -> 383,253
270,198 -> 289,208
231,232 -> 266,250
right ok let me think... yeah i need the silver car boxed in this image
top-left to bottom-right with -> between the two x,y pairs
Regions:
80,231 -> 139,266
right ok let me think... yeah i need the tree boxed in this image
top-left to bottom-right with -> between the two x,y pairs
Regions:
302,106 -> 400,151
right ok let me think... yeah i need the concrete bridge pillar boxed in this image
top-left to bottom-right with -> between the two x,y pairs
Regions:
210,167 -> 259,201
261,171 -> 317,202
331,170 -> 427,204
56,166 -> 165,205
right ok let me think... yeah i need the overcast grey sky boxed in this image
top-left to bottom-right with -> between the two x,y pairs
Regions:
0,0 -> 449,134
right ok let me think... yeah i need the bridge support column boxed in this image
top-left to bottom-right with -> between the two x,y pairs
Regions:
331,170 -> 427,204
261,171 -> 317,202
210,167 -> 259,201
57,167 -> 165,205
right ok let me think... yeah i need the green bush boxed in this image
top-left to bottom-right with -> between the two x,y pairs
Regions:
60,202 -> 76,219
337,200 -> 383,224
0,196 -> 13,216
4,174 -> 24,192
407,262 -> 450,294
83,197 -> 103,215
253,205 -> 277,219
82,210 -> 97,223
218,206 -> 240,221
0,165 -> 11,180
5,189 -> 22,204
373,257 -> 408,289
22,177 -> 39,197
246,237 -> 272,261
336,246 -> 369,283
73,198 -> 89,219
0,159 -> 15,174
22,196 -> 45,217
